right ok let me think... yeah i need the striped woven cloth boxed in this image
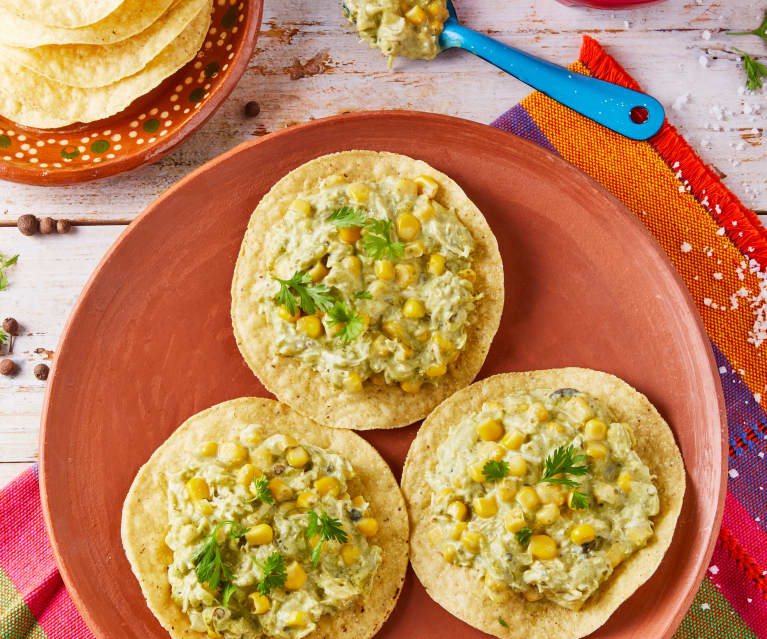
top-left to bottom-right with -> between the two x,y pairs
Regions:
1,36 -> 765,639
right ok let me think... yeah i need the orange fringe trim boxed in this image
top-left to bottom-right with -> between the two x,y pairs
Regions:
580,35 -> 767,266
719,526 -> 767,599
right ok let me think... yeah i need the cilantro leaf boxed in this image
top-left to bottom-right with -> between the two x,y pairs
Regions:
0,253 -> 18,292
569,490 -> 589,510
326,301 -> 365,343
736,49 -> 767,91
0,329 -> 7,347
498,617 -> 509,628
305,510 -> 348,567
482,460 -> 509,481
540,445 -> 588,487
328,206 -> 367,228
274,270 -> 335,315
256,552 -> 287,595
247,476 -> 274,505
361,219 -> 405,260
192,521 -> 245,606
727,12 -> 767,42
515,527 -> 532,546
221,581 -> 237,608
355,290 -> 372,300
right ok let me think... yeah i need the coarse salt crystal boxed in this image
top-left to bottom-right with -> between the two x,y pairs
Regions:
681,242 -> 692,252
714,273 -> 723,280
699,54 -> 710,68
701,603 -> 710,610
702,29 -> 712,40
729,469 -> 739,478
709,565 -> 719,574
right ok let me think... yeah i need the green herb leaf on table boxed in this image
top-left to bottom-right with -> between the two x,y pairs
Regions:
355,290 -> 372,300
326,301 -> 365,343
735,49 -> 767,91
248,476 -> 274,505
540,444 -> 588,487
569,490 -> 589,510
192,520 -> 245,606
361,219 -> 405,260
256,551 -> 287,595
515,527 -> 533,546
498,617 -> 509,628
727,11 -> 767,42
274,270 -> 335,315
328,206 -> 367,228
482,460 -> 509,481
305,509 -> 349,567
0,329 -> 7,347
0,253 -> 19,291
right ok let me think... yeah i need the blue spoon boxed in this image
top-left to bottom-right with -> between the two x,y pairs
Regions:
347,0 -> 665,140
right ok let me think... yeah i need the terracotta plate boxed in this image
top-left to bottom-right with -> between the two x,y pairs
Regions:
0,0 -> 263,186
40,111 -> 726,639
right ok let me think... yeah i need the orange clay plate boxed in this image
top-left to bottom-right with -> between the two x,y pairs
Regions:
0,0 -> 262,186
39,112 -> 726,639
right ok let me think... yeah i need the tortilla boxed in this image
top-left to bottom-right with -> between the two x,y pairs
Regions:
0,0 -> 175,47
401,368 -> 685,639
231,151 -> 504,431
122,397 -> 409,639
0,0 -> 124,29
0,0 -> 206,88
0,2 -> 210,128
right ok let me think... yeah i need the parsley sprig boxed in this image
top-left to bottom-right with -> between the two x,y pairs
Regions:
255,551 -> 287,595
274,270 -> 335,316
515,527 -> 533,546
727,12 -> 767,42
192,521 -> 245,607
361,219 -> 405,260
482,460 -> 509,481
0,329 -> 7,348
0,253 -> 19,291
247,476 -> 274,505
328,206 -> 367,228
540,445 -> 588,487
305,510 -> 348,567
355,290 -> 372,300
736,49 -> 767,91
326,301 -> 365,343
569,490 -> 589,510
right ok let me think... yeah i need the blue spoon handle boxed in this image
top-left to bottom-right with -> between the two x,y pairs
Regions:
440,22 -> 664,141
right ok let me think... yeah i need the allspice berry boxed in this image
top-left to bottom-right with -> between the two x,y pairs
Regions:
244,101 -> 261,118
40,216 -> 56,234
0,359 -> 16,376
34,363 -> 49,381
17,214 -> 38,236
57,219 -> 72,234
2,317 -> 18,335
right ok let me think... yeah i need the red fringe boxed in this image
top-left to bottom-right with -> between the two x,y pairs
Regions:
719,526 -> 767,599
579,35 -> 767,267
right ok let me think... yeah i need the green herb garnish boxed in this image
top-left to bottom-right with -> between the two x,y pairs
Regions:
274,270 -> 335,315
498,617 -> 509,628
305,509 -> 348,567
328,206 -> 367,228
736,49 -> 767,91
0,253 -> 19,291
727,12 -> 767,42
247,475 -> 274,505
0,329 -> 7,348
355,290 -> 372,300
482,460 -> 509,481
326,301 -> 365,343
515,527 -> 533,546
569,490 -> 589,510
256,551 -> 287,595
192,520 -> 245,606
361,219 -> 405,260
540,445 -> 589,487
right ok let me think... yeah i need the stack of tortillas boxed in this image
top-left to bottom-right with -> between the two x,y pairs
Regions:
0,0 -> 212,129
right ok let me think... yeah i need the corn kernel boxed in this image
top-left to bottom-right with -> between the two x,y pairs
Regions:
449,521 -> 467,540
357,517 -> 379,537
426,0 -> 444,17
497,478 -> 517,502
415,329 -> 431,343
335,542 -> 360,567
504,509 -> 526,533
473,495 -> 498,518
531,402 -> 549,422
283,447 -> 308,469
308,261 -> 328,283
267,478 -> 292,502
288,198 -> 311,216
347,181 -> 370,202
400,379 -> 422,393
297,315 -> 323,339
490,445 -> 506,461
396,213 -> 421,241
339,226 -> 361,244
414,199 -> 436,222
461,530 -> 483,553
296,491 -> 318,509
344,372 -> 363,393
196,499 -> 213,516
618,470 -> 633,493
314,476 -> 340,497
395,263 -> 417,289
284,561 -> 307,590
426,362 -> 447,377
351,495 -> 366,508
427,253 -> 446,276
381,320 -> 404,340
570,524 -> 596,545
342,255 -> 361,275
442,543 -> 457,562
477,418 -> 504,442
606,543 -> 626,568
307,533 -> 321,549
405,5 -> 427,25
586,441 -> 608,459
414,175 -> 439,197
627,522 -> 652,545
324,174 -> 345,187
186,477 -> 210,501
529,534 -> 557,559
375,259 -> 394,280
370,372 -> 386,385
447,500 -> 468,521
547,421 -> 566,434
200,441 -> 218,457
403,298 -> 426,319
536,484 -> 566,506
469,461 -> 486,483
584,418 -> 607,440
278,304 -> 300,322
508,455 -> 527,477
457,268 -> 476,284
251,445 -> 273,470
593,482 -> 618,505
516,486 -> 540,511
567,396 -> 594,423
396,177 -> 418,197
245,523 -> 273,545
249,593 -> 271,614
236,463 -> 258,486
285,610 -> 309,627
536,503 -> 560,526
405,240 -> 425,258
219,441 -> 248,467
501,429 -> 525,450
432,332 -> 453,353
523,589 -> 544,602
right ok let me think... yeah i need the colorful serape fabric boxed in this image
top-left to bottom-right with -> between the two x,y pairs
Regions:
1,36 -> 765,639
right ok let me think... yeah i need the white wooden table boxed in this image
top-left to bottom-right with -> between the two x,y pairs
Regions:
0,0 -> 765,487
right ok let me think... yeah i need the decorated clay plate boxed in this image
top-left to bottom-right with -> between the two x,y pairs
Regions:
0,0 -> 263,186
39,112 -> 726,638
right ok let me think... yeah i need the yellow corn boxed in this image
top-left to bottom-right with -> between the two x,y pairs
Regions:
428,253 -> 445,276
382,320 -> 405,340
249,593 -> 271,614
396,213 -> 421,241
251,445 -> 273,470
442,543 -> 457,562
285,611 -> 309,627
324,174 -> 345,187
529,534 -> 557,559
530,402 -> 549,422
200,441 -> 218,457
449,521 -> 467,540
447,500 -> 468,521
500,429 -> 525,450
425,362 -> 447,377
341,543 -> 361,565
342,255 -> 361,275
414,175 -> 439,197
297,315 -> 323,339
278,500 -> 297,516
236,463 -> 258,486
307,533 -> 321,549
405,5 -> 427,25
268,477 -> 293,502
414,199 -> 436,222
278,304 -> 300,323
186,477 -> 210,501
344,372 -> 363,393
196,499 -> 213,516
347,182 -> 370,202
567,396 -> 594,423
375,259 -> 394,280
286,446 -> 310,468
357,517 -> 379,537
477,418 -> 504,442
403,298 -> 426,319
284,561 -> 307,590
219,441 -> 248,467
339,226 -> 361,244
523,589 -> 544,602
405,240 -> 425,258
457,268 -> 476,284
584,418 -> 607,440
473,496 -> 498,518
618,470 -> 633,493
395,263 -> 417,289
469,461 -> 486,483
536,484 -> 565,506
314,476 -> 341,497
288,198 -> 311,216
374,337 -> 392,357
432,332 -> 453,353
396,177 -> 418,197
593,482 -> 617,505
497,478 -> 517,502
400,379 -> 422,393
536,503 -> 560,526
508,455 -> 527,477
415,328 -> 431,343
245,523 -> 273,545
296,491 -> 318,509
351,495 -> 365,508
516,486 -> 540,511
490,445 -> 506,461
461,530 -> 483,553
308,261 -> 328,283
586,441 -> 608,459
504,509 -> 526,533
370,372 -> 386,385
569,524 -> 596,545
426,0 -> 444,17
